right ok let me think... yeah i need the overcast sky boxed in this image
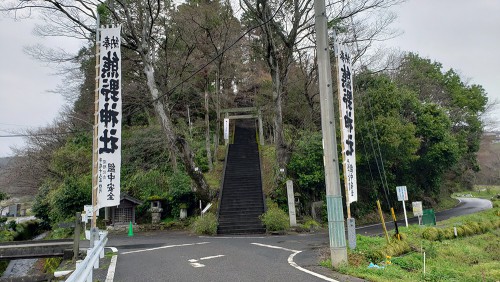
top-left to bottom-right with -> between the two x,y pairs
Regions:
0,0 -> 499,157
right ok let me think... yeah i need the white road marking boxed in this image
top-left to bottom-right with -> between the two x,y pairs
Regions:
107,247 -> 118,253
200,254 -> 225,260
252,243 -> 339,282
105,255 -> 118,282
199,236 -> 265,239
188,254 -> 225,268
251,242 -> 299,253
121,242 -> 209,255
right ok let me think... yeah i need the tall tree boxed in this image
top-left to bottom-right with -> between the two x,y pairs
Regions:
1,0 -> 215,198
394,53 -> 488,190
240,0 -> 403,173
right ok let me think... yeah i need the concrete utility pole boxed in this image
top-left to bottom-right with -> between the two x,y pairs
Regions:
314,0 -> 348,267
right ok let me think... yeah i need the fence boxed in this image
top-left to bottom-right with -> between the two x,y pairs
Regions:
66,230 -> 108,282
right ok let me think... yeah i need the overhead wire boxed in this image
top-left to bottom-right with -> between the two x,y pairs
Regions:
0,0 -> 289,139
347,2 -> 392,209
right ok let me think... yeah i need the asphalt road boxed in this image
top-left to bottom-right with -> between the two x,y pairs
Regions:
108,197 -> 492,282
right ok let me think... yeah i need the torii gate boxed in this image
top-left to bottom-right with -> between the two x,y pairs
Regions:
220,107 -> 264,146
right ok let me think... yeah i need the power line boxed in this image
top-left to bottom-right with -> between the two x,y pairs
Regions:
128,0 -> 288,116
0,130 -> 90,138
1,2 -> 288,139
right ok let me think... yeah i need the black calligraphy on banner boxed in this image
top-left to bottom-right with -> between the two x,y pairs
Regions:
340,62 -> 354,156
99,50 -> 120,154
97,26 -> 122,208
107,163 -> 116,201
347,161 -> 355,198
102,36 -> 120,50
337,43 -> 357,203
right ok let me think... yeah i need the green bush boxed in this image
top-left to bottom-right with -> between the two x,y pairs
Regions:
422,227 -> 439,241
260,206 -> 289,233
7,220 -> 17,231
191,213 -> 217,235
13,220 -> 42,241
0,230 -> 15,242
392,253 -> 422,271
303,219 -> 320,229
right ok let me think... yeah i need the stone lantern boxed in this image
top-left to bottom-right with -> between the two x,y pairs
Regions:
149,200 -> 163,224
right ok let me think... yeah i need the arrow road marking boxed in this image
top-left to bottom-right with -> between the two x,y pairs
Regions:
188,254 -> 225,268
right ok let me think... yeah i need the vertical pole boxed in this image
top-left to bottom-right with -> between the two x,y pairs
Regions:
390,207 -> 400,240
92,14 -> 100,229
377,200 -> 390,244
314,0 -> 347,267
258,109 -> 264,146
73,212 -> 81,262
402,200 -> 408,228
90,13 -> 100,248
286,180 -> 297,227
187,105 -> 192,137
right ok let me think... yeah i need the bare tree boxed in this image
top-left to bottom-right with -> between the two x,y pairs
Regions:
1,0 -> 213,198
240,0 -> 404,172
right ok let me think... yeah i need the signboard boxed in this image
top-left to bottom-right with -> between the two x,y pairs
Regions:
396,186 -> 408,201
224,118 -> 229,140
97,25 -> 122,209
82,205 -> 98,222
336,43 -> 357,204
412,201 -> 423,216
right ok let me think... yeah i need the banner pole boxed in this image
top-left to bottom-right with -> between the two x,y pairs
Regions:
91,13 -> 100,231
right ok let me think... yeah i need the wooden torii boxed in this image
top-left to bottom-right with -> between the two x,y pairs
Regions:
220,107 -> 264,146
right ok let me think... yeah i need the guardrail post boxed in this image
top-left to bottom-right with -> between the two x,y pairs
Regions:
90,246 -> 99,269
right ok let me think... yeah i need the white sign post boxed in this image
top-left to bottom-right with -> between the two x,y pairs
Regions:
223,118 -> 229,142
286,180 -> 297,227
412,201 -> 423,225
396,186 -> 409,227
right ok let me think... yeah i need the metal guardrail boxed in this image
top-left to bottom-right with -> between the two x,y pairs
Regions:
66,230 -> 108,282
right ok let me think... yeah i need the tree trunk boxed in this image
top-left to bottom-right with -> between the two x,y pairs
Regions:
205,90 -> 213,171
142,60 -> 210,199
271,64 -> 287,173
214,69 -> 221,158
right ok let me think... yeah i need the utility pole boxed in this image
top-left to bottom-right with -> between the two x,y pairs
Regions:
314,0 -> 348,267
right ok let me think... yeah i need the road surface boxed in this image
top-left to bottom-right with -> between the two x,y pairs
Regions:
107,197 -> 492,282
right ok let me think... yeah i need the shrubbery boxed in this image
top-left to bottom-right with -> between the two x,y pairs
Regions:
260,201 -> 289,233
191,213 -> 217,235
422,219 -> 500,241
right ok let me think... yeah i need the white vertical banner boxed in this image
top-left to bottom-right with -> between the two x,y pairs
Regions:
336,43 -> 357,204
223,118 -> 229,140
97,25 -> 122,209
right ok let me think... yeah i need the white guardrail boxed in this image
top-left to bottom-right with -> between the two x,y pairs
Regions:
66,231 -> 108,282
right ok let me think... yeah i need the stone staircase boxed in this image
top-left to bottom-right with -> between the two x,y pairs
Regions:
217,120 -> 265,234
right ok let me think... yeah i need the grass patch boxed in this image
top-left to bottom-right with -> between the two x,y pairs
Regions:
321,201 -> 500,281
453,185 -> 500,199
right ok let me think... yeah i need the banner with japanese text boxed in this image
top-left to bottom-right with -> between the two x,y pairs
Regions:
97,25 -> 122,209
336,43 -> 357,204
